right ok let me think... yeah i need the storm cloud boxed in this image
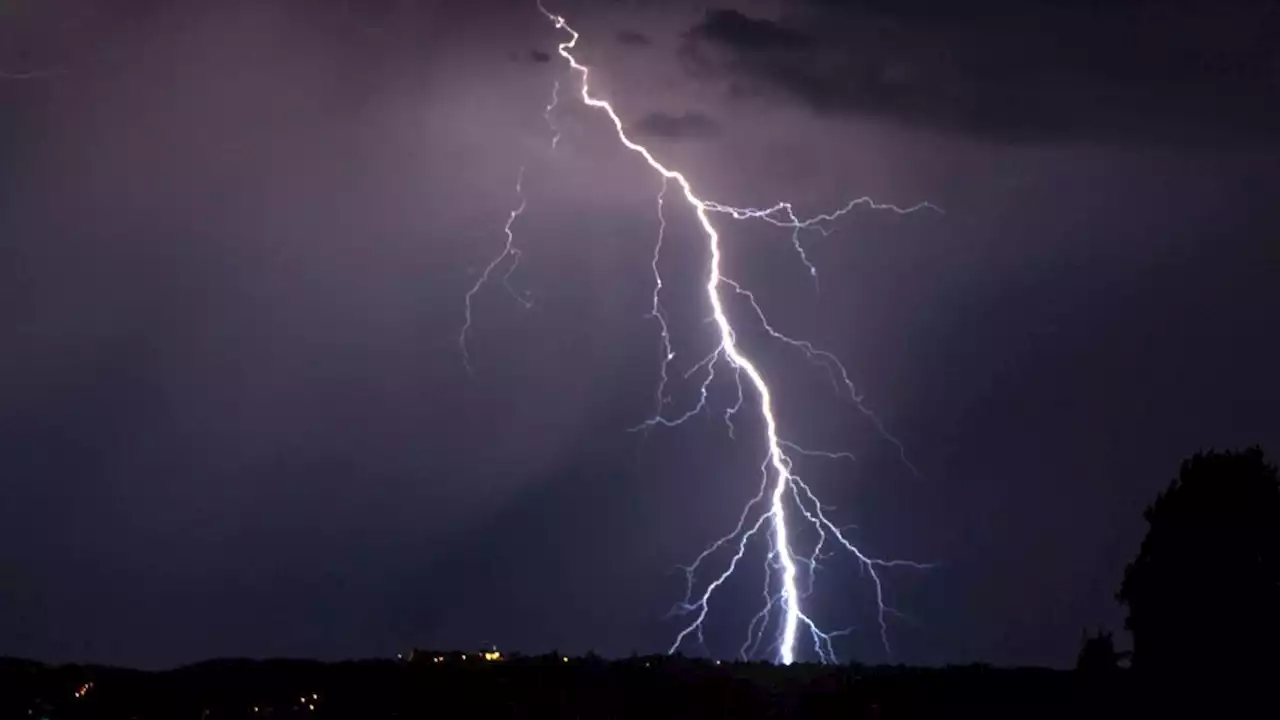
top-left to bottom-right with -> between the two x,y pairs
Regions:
681,0 -> 1280,145
3,0 -> 1278,673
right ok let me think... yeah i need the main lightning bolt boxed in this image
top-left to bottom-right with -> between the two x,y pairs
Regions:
465,2 -> 938,664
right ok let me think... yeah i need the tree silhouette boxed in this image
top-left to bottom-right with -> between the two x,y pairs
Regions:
1075,628 -> 1127,674
1117,447 -> 1279,682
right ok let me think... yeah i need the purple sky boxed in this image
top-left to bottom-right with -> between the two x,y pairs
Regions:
2,0 -> 1278,669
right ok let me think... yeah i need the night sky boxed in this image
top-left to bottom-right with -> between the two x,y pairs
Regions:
3,0 -> 1278,670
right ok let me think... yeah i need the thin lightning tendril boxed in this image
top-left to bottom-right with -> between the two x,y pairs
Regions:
545,79 -> 561,149
470,2 -> 939,664
648,178 -> 675,416
459,166 -> 531,374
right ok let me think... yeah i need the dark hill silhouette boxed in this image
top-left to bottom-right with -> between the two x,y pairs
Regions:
6,447 -> 1278,717
1,653 -> 1123,719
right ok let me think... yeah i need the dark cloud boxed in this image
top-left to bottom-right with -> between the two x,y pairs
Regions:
0,69 -> 62,79
681,1 -> 1280,145
631,110 -> 721,140
529,49 -> 551,63
616,29 -> 652,47
688,9 -> 803,50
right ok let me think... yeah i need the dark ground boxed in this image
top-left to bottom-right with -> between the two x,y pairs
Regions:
3,651 -> 1267,719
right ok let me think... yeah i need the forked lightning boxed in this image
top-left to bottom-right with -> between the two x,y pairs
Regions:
463,1 -> 938,664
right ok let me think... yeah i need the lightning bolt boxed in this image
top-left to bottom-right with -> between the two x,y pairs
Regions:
648,177 -> 675,416
464,2 -> 939,663
459,166 -> 531,374
545,79 -> 561,149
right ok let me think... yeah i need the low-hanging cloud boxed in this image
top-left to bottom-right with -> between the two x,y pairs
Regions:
616,29 -> 652,47
631,110 -> 722,140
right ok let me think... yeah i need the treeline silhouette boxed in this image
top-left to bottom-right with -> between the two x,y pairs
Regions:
4,447 -> 1276,718
0,654 -> 1130,719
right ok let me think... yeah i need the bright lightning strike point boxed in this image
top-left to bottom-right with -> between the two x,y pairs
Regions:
512,2 -> 936,664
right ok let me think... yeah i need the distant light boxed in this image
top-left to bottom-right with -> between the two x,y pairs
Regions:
312,694 -> 318,700
397,654 -> 403,660
562,657 -> 569,663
